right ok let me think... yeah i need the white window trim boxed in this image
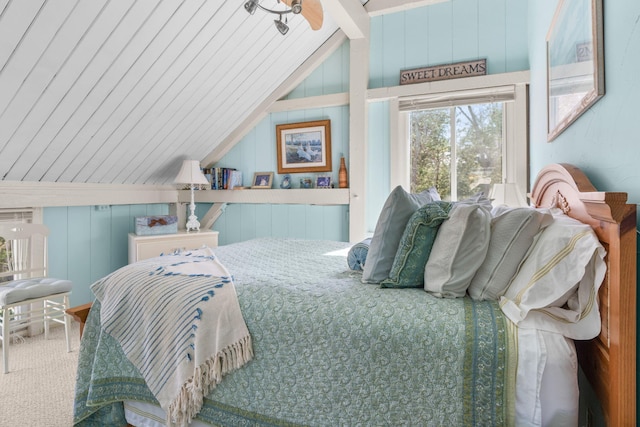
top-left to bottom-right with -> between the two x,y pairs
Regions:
385,73 -> 529,199
0,207 -> 44,336
0,207 -> 44,278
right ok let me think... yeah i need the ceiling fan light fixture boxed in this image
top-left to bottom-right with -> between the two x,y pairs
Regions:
274,17 -> 289,35
290,0 -> 302,14
244,0 -> 258,14
245,0 -> 317,34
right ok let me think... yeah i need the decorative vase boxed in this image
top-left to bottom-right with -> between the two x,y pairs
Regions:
338,157 -> 348,188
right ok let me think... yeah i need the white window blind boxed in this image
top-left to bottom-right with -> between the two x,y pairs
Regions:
0,209 -> 39,279
0,209 -> 33,223
398,85 -> 516,111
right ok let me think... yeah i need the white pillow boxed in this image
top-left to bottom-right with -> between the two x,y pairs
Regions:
424,203 -> 491,298
468,206 -> 553,300
499,210 -> 606,340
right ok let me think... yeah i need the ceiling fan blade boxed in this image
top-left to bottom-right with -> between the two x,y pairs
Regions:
282,0 -> 324,30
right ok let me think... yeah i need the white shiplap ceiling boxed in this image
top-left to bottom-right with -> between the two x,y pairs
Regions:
0,0 -> 342,185
0,0 -> 442,186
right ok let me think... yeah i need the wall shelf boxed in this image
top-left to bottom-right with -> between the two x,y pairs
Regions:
178,188 -> 350,205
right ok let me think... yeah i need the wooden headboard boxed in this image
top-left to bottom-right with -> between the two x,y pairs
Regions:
530,163 -> 636,426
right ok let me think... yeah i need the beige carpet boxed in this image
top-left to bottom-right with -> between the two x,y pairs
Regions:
0,322 -> 80,427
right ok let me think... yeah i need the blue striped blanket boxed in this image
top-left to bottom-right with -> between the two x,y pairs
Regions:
91,248 -> 252,427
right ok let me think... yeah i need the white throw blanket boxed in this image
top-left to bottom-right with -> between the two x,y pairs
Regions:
91,248 -> 253,427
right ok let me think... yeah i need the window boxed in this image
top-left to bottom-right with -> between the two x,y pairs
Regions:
409,102 -> 503,200
0,209 -> 39,283
389,78 -> 529,203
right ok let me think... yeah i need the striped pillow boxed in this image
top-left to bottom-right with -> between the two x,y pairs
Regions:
499,210 -> 606,339
468,206 -> 553,300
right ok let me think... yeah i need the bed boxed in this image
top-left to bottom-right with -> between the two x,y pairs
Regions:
72,163 -> 636,426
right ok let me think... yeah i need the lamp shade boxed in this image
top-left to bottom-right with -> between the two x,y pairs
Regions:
174,160 -> 210,185
489,182 -> 528,207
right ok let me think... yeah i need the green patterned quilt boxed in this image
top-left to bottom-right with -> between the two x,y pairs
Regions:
74,238 -> 515,426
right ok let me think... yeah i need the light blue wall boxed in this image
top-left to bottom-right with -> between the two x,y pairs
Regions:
366,0 -> 528,231
210,43 -> 350,245
368,0 -> 529,89
43,204 -> 168,306
285,40 -> 350,99
528,2 -> 640,424
528,1 -> 640,197
208,103 -> 350,246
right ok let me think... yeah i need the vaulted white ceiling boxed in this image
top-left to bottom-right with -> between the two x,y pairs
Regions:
0,0 -> 441,186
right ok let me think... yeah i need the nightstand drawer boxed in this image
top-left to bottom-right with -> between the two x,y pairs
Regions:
128,231 -> 219,263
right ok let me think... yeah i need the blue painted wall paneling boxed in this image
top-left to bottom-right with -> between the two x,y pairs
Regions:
212,105 -> 350,245
204,202 -> 348,246
285,41 -> 350,99
44,204 -> 169,306
368,0 -> 528,89
367,101 -> 391,233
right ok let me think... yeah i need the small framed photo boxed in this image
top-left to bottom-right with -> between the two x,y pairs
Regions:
316,175 -> 331,189
252,172 -> 274,189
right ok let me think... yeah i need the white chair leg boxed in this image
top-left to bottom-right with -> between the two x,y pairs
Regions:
2,307 -> 9,374
63,296 -> 71,353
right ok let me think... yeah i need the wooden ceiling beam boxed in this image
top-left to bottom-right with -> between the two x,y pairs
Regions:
365,0 -> 450,17
322,0 -> 369,40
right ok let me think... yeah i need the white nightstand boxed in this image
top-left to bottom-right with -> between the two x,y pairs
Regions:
128,230 -> 219,264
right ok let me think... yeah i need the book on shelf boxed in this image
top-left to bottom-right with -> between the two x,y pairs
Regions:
209,167 -> 239,190
228,170 -> 243,189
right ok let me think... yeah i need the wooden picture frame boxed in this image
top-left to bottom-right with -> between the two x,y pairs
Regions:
276,120 -> 332,174
251,172 -> 273,189
546,0 -> 604,141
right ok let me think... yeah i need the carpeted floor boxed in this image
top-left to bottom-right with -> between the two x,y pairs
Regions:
0,322 -> 80,427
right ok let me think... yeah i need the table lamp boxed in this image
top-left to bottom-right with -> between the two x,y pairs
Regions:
175,160 -> 210,231
489,182 -> 528,207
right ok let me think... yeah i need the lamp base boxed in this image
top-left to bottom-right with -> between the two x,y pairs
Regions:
186,191 -> 201,232
185,214 -> 201,232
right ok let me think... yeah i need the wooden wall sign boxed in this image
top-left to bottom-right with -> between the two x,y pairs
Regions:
399,59 -> 487,85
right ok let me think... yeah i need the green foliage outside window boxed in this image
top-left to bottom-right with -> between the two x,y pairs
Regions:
0,237 -> 7,273
410,103 -> 503,200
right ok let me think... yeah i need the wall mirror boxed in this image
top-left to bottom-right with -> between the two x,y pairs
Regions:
546,0 -> 604,141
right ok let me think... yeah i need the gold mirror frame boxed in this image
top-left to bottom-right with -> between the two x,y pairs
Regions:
546,0 -> 604,142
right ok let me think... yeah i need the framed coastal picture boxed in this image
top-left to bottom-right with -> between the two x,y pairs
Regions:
276,120 -> 332,174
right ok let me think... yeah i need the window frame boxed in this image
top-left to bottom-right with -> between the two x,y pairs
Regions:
388,77 -> 529,201
0,208 -> 43,279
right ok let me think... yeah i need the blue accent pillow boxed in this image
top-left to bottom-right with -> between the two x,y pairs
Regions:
381,201 -> 452,289
347,238 -> 372,271
362,186 -> 440,283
